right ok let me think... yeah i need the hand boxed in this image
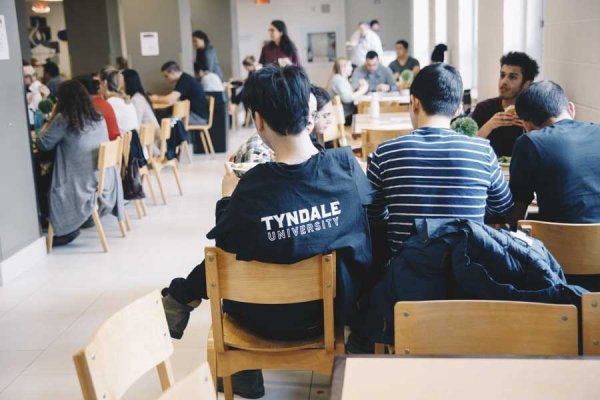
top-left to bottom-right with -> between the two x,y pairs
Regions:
376,83 -> 390,92
39,84 -> 50,98
222,162 -> 240,197
277,57 -> 292,67
149,94 -> 158,102
358,79 -> 368,88
486,112 -> 521,130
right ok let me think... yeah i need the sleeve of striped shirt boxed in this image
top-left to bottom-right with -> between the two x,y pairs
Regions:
366,150 -> 389,221
486,148 -> 513,216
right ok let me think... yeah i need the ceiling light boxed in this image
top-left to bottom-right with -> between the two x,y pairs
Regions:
32,2 -> 50,14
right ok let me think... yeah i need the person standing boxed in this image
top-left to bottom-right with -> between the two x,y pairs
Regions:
471,51 -> 539,157
348,21 -> 383,67
192,30 -> 224,80
259,20 -> 300,66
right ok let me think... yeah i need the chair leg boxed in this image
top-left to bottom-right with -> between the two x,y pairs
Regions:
118,219 -> 127,237
143,173 -> 157,205
140,198 -> 148,216
207,336 -> 217,395
123,208 -> 131,231
223,376 -> 234,400
91,209 -> 108,252
172,166 -> 183,196
199,130 -> 209,154
374,343 -> 386,355
46,223 -> 54,253
203,129 -> 215,155
154,169 -> 168,205
183,141 -> 193,163
133,199 -> 143,219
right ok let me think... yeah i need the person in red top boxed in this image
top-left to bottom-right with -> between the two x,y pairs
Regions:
258,20 -> 300,67
74,74 -> 120,141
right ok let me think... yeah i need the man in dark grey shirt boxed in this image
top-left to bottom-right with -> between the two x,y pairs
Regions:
388,40 -> 420,84
351,51 -> 398,93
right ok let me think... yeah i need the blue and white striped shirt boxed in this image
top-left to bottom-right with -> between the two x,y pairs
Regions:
367,127 -> 513,252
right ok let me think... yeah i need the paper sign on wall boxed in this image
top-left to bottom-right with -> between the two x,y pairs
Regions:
0,15 -> 10,60
140,32 -> 159,56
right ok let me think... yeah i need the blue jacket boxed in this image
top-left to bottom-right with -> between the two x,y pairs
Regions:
368,219 -> 588,345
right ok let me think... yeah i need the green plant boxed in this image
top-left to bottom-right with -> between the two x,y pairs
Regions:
38,98 -> 54,114
451,116 -> 478,137
400,69 -> 413,83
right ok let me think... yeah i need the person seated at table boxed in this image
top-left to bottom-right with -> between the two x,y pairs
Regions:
161,65 -> 376,398
115,56 -> 128,72
122,69 -> 160,136
150,61 -> 209,125
367,63 -> 513,254
194,61 -> 225,93
509,80 -> 600,225
36,80 -> 124,246
311,85 -> 336,146
430,43 -> 448,64
471,51 -> 539,157
74,74 -> 121,141
230,56 -> 262,106
351,51 -> 398,93
23,63 -> 50,127
329,57 -> 369,124
388,40 -> 420,88
42,61 -> 64,101
100,68 -> 138,135
192,30 -> 224,80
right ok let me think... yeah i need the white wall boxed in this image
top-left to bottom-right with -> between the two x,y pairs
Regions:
477,0 -> 504,100
232,0 -> 347,86
543,0 -> 600,122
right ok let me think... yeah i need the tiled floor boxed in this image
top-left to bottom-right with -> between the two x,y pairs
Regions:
0,127 -> 331,399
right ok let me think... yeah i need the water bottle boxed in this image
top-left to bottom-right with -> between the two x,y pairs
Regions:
370,92 -> 380,118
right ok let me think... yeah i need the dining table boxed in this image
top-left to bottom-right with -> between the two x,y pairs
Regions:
353,92 -> 410,105
330,355 -> 600,400
351,112 -> 413,136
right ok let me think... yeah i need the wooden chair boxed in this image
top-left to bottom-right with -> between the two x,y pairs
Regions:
146,119 -> 183,205
172,100 -> 193,163
73,290 -> 174,400
394,300 -> 578,356
157,362 -> 216,400
47,138 -> 128,253
361,128 -> 411,161
204,247 -> 344,400
517,221 -> 600,276
122,131 -> 147,219
582,292 -> 600,355
138,123 -> 158,205
358,100 -> 409,114
225,81 -> 239,131
179,97 -> 216,155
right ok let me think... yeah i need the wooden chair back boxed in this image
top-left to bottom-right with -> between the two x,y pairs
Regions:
173,100 -> 191,126
380,101 -> 409,113
97,137 -> 123,195
205,247 -> 337,353
582,292 -> 600,355
362,129 -> 411,161
157,362 -> 216,400
204,96 -> 215,129
73,290 -> 174,400
139,123 -> 155,151
159,118 -> 172,159
517,220 -> 600,275
394,300 -> 578,356
122,131 -> 132,168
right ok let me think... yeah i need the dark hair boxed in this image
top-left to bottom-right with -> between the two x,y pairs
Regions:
515,81 -> 569,126
410,63 -> 463,117
73,74 -> 100,96
122,69 -> 152,106
370,19 -> 380,27
270,20 -> 297,58
192,30 -> 211,71
242,65 -> 310,135
115,56 -> 128,70
161,61 -> 180,73
431,43 -> 448,63
500,51 -> 540,82
43,61 -> 60,77
192,30 -> 210,45
55,80 -> 102,133
242,55 -> 256,66
396,40 -> 409,49
311,85 -> 331,111
366,50 -> 379,60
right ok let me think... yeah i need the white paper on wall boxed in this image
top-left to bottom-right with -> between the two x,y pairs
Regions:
0,15 -> 10,60
140,32 -> 159,56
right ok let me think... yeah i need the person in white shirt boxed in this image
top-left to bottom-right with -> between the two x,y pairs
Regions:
101,68 -> 138,135
348,21 -> 383,67
122,69 -> 160,133
194,62 -> 224,92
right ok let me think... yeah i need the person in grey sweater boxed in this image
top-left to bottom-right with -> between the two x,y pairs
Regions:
351,51 -> 398,93
37,80 -> 124,246
193,30 -> 224,80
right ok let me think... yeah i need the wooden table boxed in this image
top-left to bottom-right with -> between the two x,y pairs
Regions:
331,355 -> 600,400
351,112 -> 412,135
354,92 -> 410,105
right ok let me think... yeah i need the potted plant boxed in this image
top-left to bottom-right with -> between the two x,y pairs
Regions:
451,116 -> 478,137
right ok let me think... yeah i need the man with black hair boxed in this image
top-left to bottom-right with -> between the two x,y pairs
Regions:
351,51 -> 398,93
370,19 -> 381,33
42,61 -> 63,100
161,65 -> 376,398
367,63 -> 513,253
150,61 -> 208,124
509,80 -> 600,225
388,40 -> 420,84
471,51 -> 540,156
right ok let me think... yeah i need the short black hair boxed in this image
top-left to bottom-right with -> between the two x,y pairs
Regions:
43,61 -> 59,77
192,30 -> 210,45
515,80 -> 569,126
73,74 -> 100,96
242,65 -> 311,136
396,40 -> 409,49
500,52 -> 539,82
370,19 -> 379,27
310,85 -> 331,112
366,50 -> 379,60
193,61 -> 203,74
161,61 -> 180,73
410,63 -> 463,117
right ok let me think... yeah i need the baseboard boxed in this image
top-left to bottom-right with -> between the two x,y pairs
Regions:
0,237 -> 46,286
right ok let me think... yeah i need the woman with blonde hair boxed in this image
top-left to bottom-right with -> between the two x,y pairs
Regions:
328,57 -> 369,124
100,67 -> 138,135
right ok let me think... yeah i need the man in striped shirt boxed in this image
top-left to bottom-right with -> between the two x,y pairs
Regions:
367,63 -> 513,253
